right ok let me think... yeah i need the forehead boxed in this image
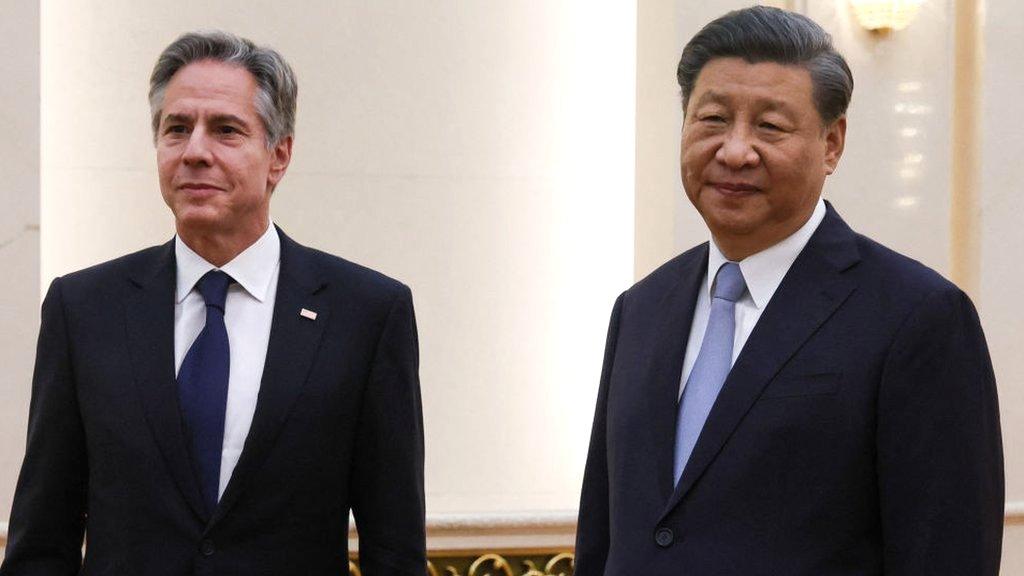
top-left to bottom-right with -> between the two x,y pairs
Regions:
161,60 -> 259,116
689,57 -> 816,115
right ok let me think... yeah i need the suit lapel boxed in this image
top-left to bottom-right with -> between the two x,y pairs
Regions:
212,230 -> 329,525
125,239 -> 209,522
660,205 -> 861,519
645,245 -> 708,501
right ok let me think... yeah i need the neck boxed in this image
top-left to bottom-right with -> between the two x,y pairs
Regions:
177,220 -> 269,267
713,201 -> 821,262
713,236 -> 770,262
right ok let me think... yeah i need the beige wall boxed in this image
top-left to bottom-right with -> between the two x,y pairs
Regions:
2,0 -> 1022,566
33,0 -> 635,522
0,0 -> 39,527
981,0 -> 1024,570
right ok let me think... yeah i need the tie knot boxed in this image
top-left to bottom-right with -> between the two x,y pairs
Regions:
196,270 -> 234,312
712,262 -> 746,303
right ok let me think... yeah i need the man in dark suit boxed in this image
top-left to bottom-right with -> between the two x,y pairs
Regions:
575,7 -> 1003,575
1,31 -> 425,575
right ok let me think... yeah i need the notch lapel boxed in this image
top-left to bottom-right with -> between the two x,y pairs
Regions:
211,231 -> 329,526
125,239 -> 209,523
644,245 -> 708,501
660,206 -> 862,519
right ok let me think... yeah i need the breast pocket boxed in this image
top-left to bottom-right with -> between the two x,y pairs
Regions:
760,371 -> 841,399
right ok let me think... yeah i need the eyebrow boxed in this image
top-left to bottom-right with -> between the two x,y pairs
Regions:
160,112 -> 251,129
693,91 -> 730,109
161,113 -> 193,126
208,113 -> 250,128
692,90 -> 797,115
760,100 -> 797,116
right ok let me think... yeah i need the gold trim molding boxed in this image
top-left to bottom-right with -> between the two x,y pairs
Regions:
349,513 -> 578,552
348,552 -> 575,576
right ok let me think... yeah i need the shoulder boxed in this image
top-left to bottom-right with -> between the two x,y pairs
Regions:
850,231 -> 965,312
807,213 -> 979,348
622,242 -> 708,301
52,242 -> 172,303
812,203 -> 963,310
279,233 -> 411,314
306,247 -> 408,297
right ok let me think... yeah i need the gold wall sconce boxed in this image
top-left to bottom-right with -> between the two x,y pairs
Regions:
850,0 -> 925,32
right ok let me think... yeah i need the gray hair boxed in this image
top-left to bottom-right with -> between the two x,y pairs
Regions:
149,30 -> 297,147
677,6 -> 853,124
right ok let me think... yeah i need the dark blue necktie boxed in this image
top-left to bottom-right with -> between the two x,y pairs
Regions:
177,270 -> 233,514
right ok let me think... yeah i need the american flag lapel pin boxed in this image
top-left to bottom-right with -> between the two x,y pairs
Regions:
300,308 -> 318,321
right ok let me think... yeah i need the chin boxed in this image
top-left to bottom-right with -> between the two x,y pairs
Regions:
174,208 -> 227,233
700,204 -> 763,235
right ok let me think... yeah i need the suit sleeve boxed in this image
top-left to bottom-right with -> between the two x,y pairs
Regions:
350,284 -> 427,575
573,293 -> 624,576
876,286 -> 1003,575
0,278 -> 87,576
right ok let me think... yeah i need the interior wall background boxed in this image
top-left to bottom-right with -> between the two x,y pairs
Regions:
0,0 -> 39,535
27,0 -> 636,528
979,0 -> 1024,571
2,0 -> 1022,569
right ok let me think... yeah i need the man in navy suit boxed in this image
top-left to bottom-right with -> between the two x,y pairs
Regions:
1,31 -> 425,575
575,7 -> 1003,575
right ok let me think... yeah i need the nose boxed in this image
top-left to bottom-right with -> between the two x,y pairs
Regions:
181,128 -> 213,167
715,126 -> 760,169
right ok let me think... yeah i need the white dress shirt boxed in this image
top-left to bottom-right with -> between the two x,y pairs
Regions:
679,199 -> 827,398
174,224 -> 280,499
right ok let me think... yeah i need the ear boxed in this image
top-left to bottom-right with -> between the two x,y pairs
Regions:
823,116 -> 846,176
267,136 -> 294,190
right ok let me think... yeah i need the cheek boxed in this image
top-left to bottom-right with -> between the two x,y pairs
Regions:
681,140 -> 713,178
156,149 -> 177,175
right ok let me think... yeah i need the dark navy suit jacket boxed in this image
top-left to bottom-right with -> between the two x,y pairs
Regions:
575,204 -> 1003,575
1,229 -> 426,575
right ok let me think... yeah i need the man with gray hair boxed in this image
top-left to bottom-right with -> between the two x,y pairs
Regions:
1,31 -> 426,575
575,6 -> 1003,574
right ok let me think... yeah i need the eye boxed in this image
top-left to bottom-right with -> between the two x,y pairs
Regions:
700,115 -> 726,124
217,125 -> 240,135
164,124 -> 189,135
758,118 -> 793,133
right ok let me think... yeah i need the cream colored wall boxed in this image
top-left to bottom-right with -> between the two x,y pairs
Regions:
0,0 -> 39,526
981,0 -> 1024,570
3,0 -> 1022,563
808,0 -> 954,275
32,0 -> 635,524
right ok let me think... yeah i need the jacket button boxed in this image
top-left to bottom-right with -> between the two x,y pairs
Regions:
655,527 -> 674,547
200,539 -> 215,556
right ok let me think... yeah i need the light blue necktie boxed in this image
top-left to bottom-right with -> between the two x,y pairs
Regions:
673,262 -> 746,484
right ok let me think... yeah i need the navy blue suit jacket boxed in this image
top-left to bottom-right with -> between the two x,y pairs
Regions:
575,204 -> 1003,575
1,229 -> 426,575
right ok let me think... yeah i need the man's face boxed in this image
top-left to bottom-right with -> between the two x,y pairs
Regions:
157,60 -> 291,239
680,57 -> 845,260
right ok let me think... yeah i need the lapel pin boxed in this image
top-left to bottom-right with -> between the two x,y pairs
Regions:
300,308 -> 318,321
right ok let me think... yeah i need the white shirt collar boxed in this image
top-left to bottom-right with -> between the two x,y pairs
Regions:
706,198 -> 827,309
175,223 -> 281,304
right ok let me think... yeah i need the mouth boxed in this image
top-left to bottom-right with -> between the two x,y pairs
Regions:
708,181 -> 762,197
177,183 -> 225,198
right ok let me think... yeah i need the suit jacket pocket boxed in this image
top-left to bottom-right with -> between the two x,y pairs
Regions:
760,371 -> 841,399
